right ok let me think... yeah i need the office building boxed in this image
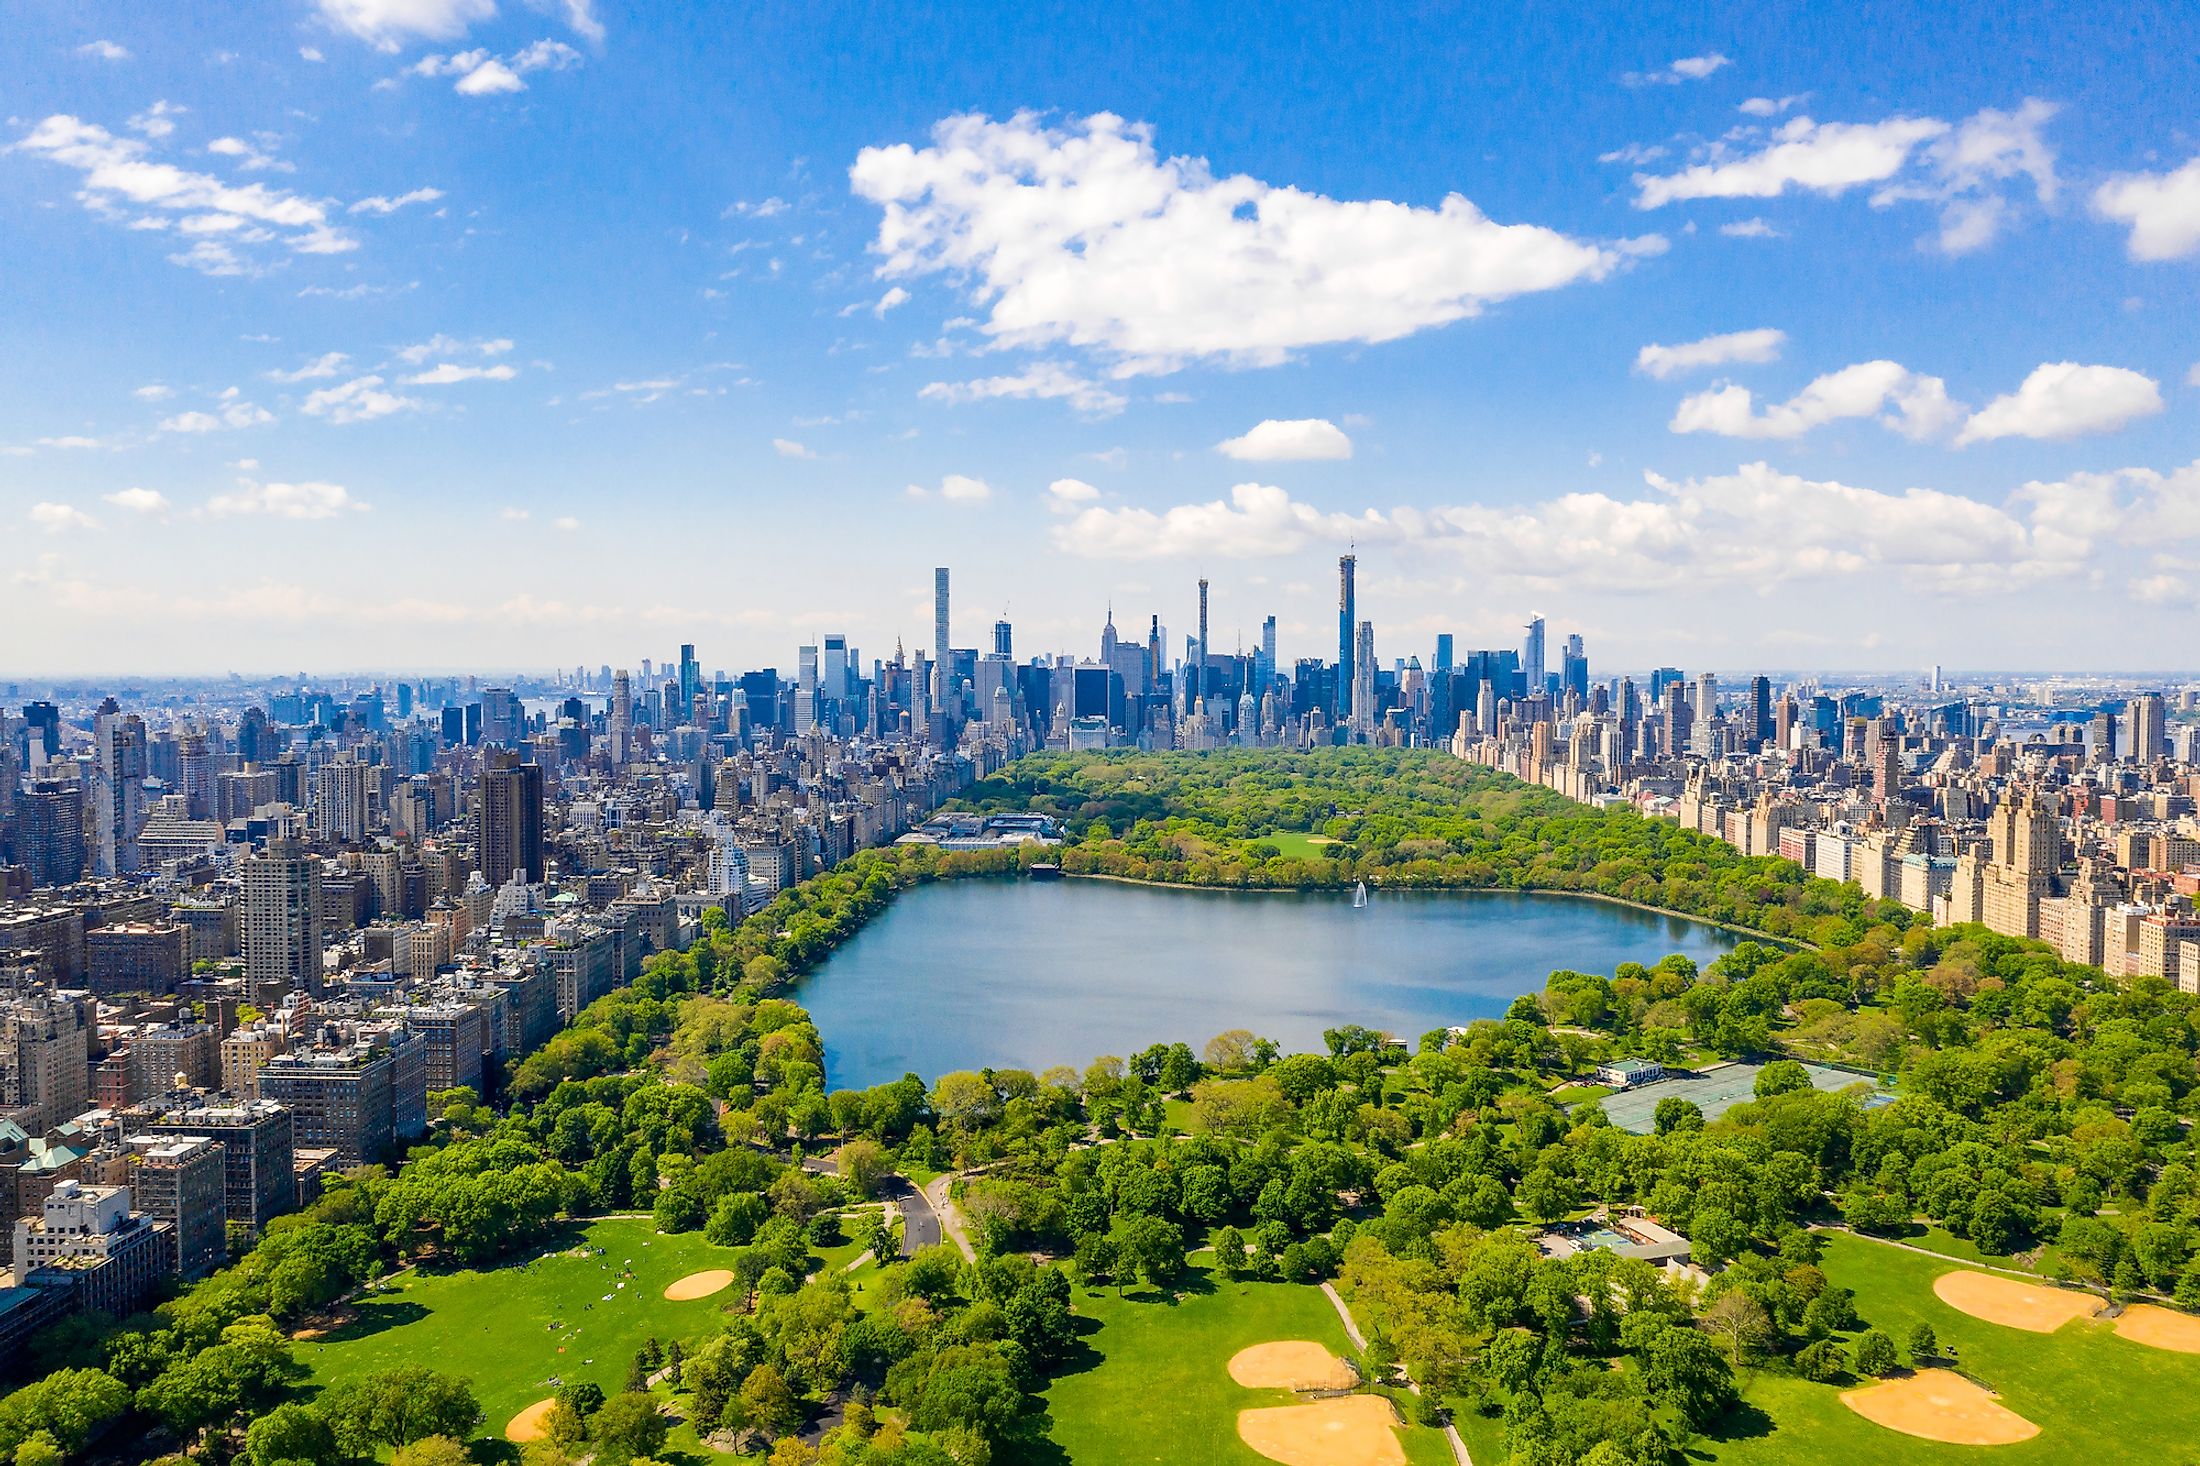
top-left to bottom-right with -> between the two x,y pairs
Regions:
478,751 -> 546,885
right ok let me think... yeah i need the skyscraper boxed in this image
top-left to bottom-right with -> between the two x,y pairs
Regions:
1194,577 -> 1210,705
1351,620 -> 1376,736
1258,615 -> 1278,690
313,756 -> 371,845
678,643 -> 701,709
993,619 -> 1012,658
1523,617 -> 1546,699
933,566 -> 951,690
2130,692 -> 2167,763
1434,634 -> 1454,674
1749,675 -> 1774,749
478,751 -> 546,885
1561,634 -> 1588,701
242,838 -> 322,997
1337,554 -> 1357,724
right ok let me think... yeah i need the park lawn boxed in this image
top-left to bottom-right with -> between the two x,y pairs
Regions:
1258,831 -> 1340,860
296,1217 -> 742,1448
1891,1223 -> 2048,1274
1701,1230 -> 2200,1466
1021,1259 -> 1450,1466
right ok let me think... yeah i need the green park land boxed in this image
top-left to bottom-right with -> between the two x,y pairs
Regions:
1022,1257 -> 1451,1466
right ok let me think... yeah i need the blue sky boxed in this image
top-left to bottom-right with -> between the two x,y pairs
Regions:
3,0 -> 2197,676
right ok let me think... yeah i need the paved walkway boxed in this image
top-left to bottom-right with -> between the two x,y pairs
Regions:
924,1174 -> 977,1260
1319,1283 -> 1473,1466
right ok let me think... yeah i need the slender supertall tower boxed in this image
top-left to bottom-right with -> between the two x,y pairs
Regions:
1337,554 -> 1357,723
932,566 -> 951,717
1194,577 -> 1210,705
933,567 -> 950,676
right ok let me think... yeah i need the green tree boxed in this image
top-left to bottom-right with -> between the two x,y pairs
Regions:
246,1403 -> 338,1466
390,1437 -> 473,1466
590,1392 -> 669,1463
1851,1329 -> 1899,1377
1907,1321 -> 1938,1364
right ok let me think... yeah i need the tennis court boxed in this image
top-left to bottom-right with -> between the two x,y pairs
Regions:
1596,1060 -> 1880,1133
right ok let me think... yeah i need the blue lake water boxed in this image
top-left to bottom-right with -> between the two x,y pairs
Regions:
799,878 -> 1740,1087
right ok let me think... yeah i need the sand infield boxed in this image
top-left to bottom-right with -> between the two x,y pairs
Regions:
1237,1395 -> 1407,1466
1933,1270 -> 2101,1332
663,1268 -> 735,1301
1841,1372 -> 2038,1445
1227,1340 -> 1360,1391
2114,1303 -> 2200,1353
506,1397 -> 556,1442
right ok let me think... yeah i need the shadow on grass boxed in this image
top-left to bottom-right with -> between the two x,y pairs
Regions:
307,1298 -> 430,1342
1699,1399 -> 1776,1449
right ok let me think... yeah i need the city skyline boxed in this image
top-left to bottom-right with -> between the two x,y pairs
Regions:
5,3 -> 2200,674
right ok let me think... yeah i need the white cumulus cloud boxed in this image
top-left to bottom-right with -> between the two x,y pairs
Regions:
1636,115 -> 1949,207
2095,156 -> 2200,261
29,503 -> 98,534
206,478 -> 365,518
78,40 -> 131,61
772,438 -> 816,459
269,351 -> 351,383
1671,360 -> 1960,441
1053,482 -> 1394,559
402,362 -> 517,384
301,375 -> 422,424
852,111 -> 1623,375
1635,328 -> 1786,379
1045,478 -> 1101,514
1624,53 -> 1732,86
104,487 -> 171,514
1216,418 -> 1354,461
905,474 -> 992,503
1957,362 -> 2164,444
160,398 -> 275,433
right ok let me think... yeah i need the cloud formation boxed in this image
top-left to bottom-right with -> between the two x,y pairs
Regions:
1634,101 -> 2058,252
409,39 -> 581,95
1635,328 -> 1785,379
919,362 -> 1127,416
1671,360 -> 1958,440
853,111 -> 1623,375
29,503 -> 98,534
2094,155 -> 2200,260
1624,53 -> 1732,86
905,474 -> 993,503
15,114 -> 355,274
315,0 -> 495,49
206,478 -> 366,518
1053,481 -> 1393,559
349,187 -> 444,215
1956,362 -> 2163,444
301,375 -> 423,423
1216,418 -> 1354,461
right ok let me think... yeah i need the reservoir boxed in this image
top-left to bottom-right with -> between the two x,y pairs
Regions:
801,878 -> 1741,1087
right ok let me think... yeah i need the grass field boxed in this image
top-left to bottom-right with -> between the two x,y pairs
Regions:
1703,1231 -> 2200,1465
1255,831 -> 1340,860
1454,1231 -> 2200,1466
1020,1259 -> 1451,1466
296,1217 -> 742,1449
